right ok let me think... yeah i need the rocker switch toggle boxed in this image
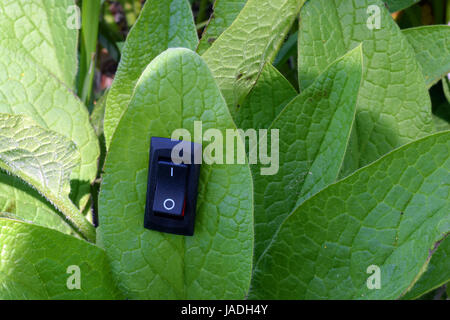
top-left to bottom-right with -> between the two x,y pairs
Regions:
152,161 -> 188,217
145,137 -> 201,236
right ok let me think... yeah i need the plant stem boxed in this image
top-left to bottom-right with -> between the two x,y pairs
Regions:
78,0 -> 102,107
0,162 -> 96,243
61,198 -> 96,242
196,0 -> 209,25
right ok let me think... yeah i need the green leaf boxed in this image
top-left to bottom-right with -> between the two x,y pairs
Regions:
0,0 -> 78,88
196,0 -> 246,54
0,45 -> 99,210
402,26 -> 450,87
233,63 -> 297,130
0,218 -> 122,299
443,77 -> 450,104
103,0 -> 198,148
403,237 -> 450,299
384,0 -> 420,12
0,173 -> 74,235
0,113 -> 95,242
433,114 -> 450,132
433,82 -> 450,132
202,0 -> 305,116
250,131 -> 450,299
298,0 -> 433,173
99,48 -> 253,299
432,80 -> 450,132
273,31 -> 298,68
251,46 -> 363,262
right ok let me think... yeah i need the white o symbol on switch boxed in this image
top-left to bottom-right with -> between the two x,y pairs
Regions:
163,198 -> 175,211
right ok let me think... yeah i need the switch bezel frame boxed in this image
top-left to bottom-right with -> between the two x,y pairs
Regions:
144,137 -> 201,236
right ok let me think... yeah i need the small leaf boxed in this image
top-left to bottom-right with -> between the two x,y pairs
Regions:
432,88 -> 450,132
0,0 -> 78,88
384,0 -> 420,12
403,26 -> 450,87
202,0 -> 305,115
298,0 -> 433,173
252,46 -> 363,262
403,237 -> 450,299
0,218 -> 122,299
443,77 -> 450,104
99,48 -> 253,299
433,114 -> 450,132
0,113 -> 95,242
233,63 -> 297,130
250,131 -> 450,299
432,80 -> 450,132
196,0 -> 246,54
103,0 -> 198,148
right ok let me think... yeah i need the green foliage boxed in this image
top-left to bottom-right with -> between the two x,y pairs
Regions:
0,174 -> 75,235
298,0 -> 434,173
0,218 -> 122,299
0,0 -> 78,88
403,237 -> 450,299
0,113 -> 95,241
98,48 -> 253,299
202,0 -> 305,115
0,0 -> 448,300
0,43 -> 99,211
103,0 -> 198,148
233,63 -> 297,131
252,47 -> 363,261
250,131 -> 450,299
402,26 -> 450,87
384,0 -> 421,12
196,0 -> 246,54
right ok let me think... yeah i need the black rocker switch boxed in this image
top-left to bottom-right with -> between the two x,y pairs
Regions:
152,161 -> 188,217
144,137 -> 201,236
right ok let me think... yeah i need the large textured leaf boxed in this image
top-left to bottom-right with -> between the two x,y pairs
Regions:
196,0 -> 246,54
298,0 -> 433,172
202,0 -> 304,116
0,0 -> 78,87
403,237 -> 450,299
233,63 -> 297,130
0,218 -> 122,299
103,0 -> 198,148
0,45 -> 99,209
402,26 -> 450,87
0,114 -> 95,242
250,131 -> 450,299
99,48 -> 253,299
252,47 -> 363,262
